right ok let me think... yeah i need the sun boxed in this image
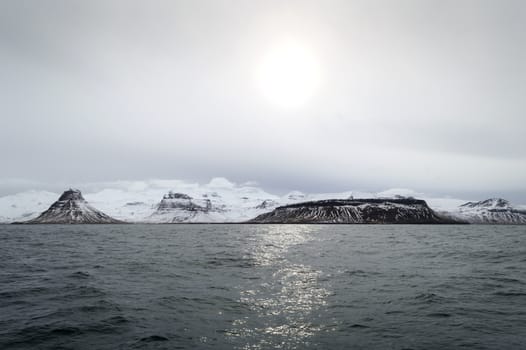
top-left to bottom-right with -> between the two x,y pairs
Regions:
255,41 -> 321,109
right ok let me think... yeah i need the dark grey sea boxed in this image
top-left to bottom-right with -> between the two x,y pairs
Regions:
0,224 -> 525,349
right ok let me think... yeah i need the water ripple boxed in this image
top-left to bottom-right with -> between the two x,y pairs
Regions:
0,224 -> 525,349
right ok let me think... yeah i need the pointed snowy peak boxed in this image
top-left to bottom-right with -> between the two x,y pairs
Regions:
58,188 -> 85,201
16,189 -> 123,224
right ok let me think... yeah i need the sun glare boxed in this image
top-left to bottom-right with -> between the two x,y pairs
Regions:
256,41 -> 321,109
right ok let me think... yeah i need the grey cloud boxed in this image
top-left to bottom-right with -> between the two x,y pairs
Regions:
1,0 -> 525,201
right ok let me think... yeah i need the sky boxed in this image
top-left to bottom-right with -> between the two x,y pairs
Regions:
1,0 -> 525,202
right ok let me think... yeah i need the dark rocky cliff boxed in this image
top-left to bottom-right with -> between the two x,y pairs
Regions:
249,198 -> 460,224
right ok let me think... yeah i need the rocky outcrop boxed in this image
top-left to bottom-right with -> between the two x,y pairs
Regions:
249,198 -> 460,224
16,189 -> 123,224
147,191 -> 222,223
255,199 -> 279,210
450,198 -> 526,224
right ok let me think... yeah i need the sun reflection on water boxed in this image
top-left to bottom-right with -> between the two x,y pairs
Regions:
228,225 -> 330,349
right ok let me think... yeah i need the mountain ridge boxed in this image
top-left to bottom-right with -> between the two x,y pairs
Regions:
1,182 -> 525,224
248,198 -> 461,224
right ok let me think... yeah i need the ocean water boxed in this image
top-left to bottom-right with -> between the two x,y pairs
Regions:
0,224 -> 525,350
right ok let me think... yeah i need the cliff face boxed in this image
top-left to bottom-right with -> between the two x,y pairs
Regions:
249,198 -> 459,224
450,198 -> 526,224
147,192 -> 222,223
17,189 -> 123,224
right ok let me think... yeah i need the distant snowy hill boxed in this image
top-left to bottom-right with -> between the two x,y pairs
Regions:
1,178 -> 525,224
448,198 -> 526,224
0,190 -> 57,223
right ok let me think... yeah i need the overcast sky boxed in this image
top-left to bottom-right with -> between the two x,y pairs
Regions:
1,0 -> 525,201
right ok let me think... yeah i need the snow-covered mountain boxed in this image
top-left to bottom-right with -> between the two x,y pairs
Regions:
87,178 -> 283,223
448,198 -> 526,224
1,179 -> 525,224
0,178 -> 285,223
16,189 -> 123,224
147,192 -> 220,223
145,189 -> 286,223
249,198 -> 459,224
